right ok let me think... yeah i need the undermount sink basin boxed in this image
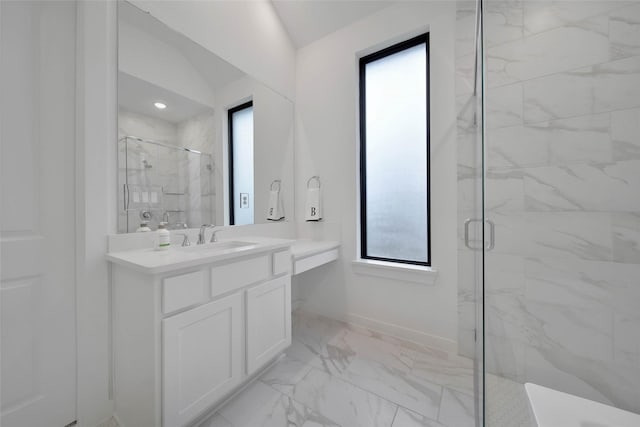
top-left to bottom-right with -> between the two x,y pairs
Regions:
177,240 -> 256,253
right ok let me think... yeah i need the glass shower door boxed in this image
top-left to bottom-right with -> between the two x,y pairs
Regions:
482,0 -> 640,425
455,1 -> 485,425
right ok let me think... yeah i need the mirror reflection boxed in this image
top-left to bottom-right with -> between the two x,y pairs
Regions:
117,1 -> 294,233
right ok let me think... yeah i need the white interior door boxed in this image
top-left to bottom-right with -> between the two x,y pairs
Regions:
1,2 -> 77,426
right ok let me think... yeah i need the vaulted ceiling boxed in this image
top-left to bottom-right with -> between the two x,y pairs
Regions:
270,0 -> 395,48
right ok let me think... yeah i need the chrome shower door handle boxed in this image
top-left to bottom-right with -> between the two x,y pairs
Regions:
124,184 -> 130,211
485,219 -> 495,251
464,218 -> 481,250
464,218 -> 496,251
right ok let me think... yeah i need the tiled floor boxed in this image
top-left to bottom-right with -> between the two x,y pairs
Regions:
199,311 -> 477,427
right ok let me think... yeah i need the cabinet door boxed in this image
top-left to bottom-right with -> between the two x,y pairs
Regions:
163,293 -> 242,427
246,276 -> 292,375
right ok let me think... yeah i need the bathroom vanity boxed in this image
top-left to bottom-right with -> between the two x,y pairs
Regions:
107,238 -> 294,427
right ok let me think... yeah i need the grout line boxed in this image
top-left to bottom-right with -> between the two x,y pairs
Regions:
390,406 -> 400,427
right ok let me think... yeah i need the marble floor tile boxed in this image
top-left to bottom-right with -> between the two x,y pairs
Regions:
340,356 -> 442,419
410,350 -> 475,395
199,312 -> 483,427
437,388 -> 475,427
327,327 -> 415,372
392,407 -> 444,427
291,368 -> 398,427
203,381 -> 339,427
285,337 -> 353,377
259,354 -> 315,396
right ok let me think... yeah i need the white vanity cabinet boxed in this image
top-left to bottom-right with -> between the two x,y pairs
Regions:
162,293 -> 243,427
111,245 -> 292,427
246,276 -> 291,375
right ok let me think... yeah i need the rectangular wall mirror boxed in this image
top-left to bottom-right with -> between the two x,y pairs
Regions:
117,1 -> 294,233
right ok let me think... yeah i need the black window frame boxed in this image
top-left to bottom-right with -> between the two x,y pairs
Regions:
359,33 -> 431,267
228,100 -> 253,226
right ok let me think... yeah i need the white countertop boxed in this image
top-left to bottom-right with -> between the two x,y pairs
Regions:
106,237 -> 293,275
290,239 -> 341,260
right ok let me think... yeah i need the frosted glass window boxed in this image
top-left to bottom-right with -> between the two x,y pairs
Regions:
229,102 -> 254,225
360,35 -> 429,265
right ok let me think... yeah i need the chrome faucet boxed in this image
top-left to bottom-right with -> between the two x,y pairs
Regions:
198,224 -> 215,245
209,227 -> 222,243
176,233 -> 191,247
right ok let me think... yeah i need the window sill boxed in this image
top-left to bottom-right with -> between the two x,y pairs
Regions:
351,259 -> 438,285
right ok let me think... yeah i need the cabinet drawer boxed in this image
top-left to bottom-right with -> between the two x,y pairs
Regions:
162,270 -> 207,314
273,250 -> 291,276
211,255 -> 269,297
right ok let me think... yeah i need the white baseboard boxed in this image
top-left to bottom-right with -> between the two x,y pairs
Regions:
298,306 -> 457,353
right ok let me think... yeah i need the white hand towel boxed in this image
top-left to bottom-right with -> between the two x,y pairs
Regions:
267,190 -> 285,221
305,187 -> 322,221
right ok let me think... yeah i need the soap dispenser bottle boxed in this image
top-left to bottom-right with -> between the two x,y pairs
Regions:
156,222 -> 170,251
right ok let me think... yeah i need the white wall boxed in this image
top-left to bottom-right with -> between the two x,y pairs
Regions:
294,2 -> 459,349
118,19 -> 215,107
118,108 -> 178,144
130,0 -> 296,100
76,1 -> 118,426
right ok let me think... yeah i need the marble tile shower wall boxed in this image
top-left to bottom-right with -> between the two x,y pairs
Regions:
117,110 -> 215,232
485,6 -> 640,408
456,0 -> 640,414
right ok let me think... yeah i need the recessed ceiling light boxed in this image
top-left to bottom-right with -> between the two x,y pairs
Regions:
154,102 -> 167,110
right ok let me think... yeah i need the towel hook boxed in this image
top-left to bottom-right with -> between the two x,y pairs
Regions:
307,175 -> 321,189
270,180 -> 282,191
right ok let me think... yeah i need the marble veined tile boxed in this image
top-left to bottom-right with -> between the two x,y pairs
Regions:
260,354 -> 315,396
523,161 -> 640,212
484,0 -> 524,48
487,83 -> 523,129
438,388 -> 475,427
484,334 -> 526,382
521,212 -> 613,261
455,2 -> 477,59
290,312 -> 354,376
292,368 -> 397,427
488,14 -> 609,84
610,3 -> 640,59
612,212 -> 640,263
485,253 -> 525,295
524,56 -> 640,123
339,356 -> 442,419
392,407 -> 444,427
523,1 -> 630,36
410,348 -> 475,395
485,170 -> 524,211
487,125 -> 549,169
285,338 -> 353,377
613,312 -> 640,366
327,328 -> 414,372
523,300 -> 614,361
612,108 -> 640,160
211,381 -> 339,427
542,113 -> 612,165
199,413 -> 232,427
524,256 -> 640,315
